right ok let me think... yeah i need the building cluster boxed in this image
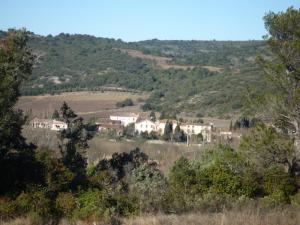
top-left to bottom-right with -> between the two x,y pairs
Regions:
98,112 -> 213,142
30,118 -> 68,131
29,112 -> 214,143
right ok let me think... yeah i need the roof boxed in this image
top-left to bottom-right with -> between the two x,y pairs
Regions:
110,112 -> 139,117
135,118 -> 155,125
31,118 -> 67,125
52,120 -> 67,125
31,118 -> 53,124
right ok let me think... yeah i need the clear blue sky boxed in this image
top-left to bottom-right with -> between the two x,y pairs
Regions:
1,0 -> 299,42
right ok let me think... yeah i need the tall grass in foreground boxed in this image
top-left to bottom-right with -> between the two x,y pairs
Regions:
123,208 -> 300,225
2,207 -> 300,225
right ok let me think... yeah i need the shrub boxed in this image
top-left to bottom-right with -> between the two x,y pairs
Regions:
131,164 -> 167,212
55,192 -> 76,217
116,98 -> 133,107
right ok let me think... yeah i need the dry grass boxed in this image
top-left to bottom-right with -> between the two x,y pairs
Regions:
17,91 -> 148,120
3,208 -> 299,225
123,208 -> 300,225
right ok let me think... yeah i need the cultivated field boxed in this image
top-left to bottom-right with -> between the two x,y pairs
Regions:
17,91 -> 149,120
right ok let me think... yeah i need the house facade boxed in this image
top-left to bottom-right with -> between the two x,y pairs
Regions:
135,119 -> 157,134
110,113 -> 139,126
181,123 -> 213,142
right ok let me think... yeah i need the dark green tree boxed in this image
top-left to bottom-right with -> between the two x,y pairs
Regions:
163,121 -> 173,141
257,7 -> 300,139
0,29 -> 41,194
58,103 -> 90,188
59,101 -> 77,125
51,109 -> 59,119
173,124 -> 185,142
150,111 -> 156,122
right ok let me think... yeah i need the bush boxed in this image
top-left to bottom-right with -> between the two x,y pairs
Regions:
0,198 -> 17,219
131,164 -> 167,212
116,98 -> 133,107
16,188 -> 51,217
55,192 -> 76,217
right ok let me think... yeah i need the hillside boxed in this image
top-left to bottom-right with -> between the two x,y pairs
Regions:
7,31 -> 269,117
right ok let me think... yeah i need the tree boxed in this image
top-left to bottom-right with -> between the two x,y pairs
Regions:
0,29 -> 41,194
257,7 -> 300,140
116,98 -> 134,107
150,111 -> 156,122
163,120 -> 173,141
59,101 -> 77,125
58,102 -> 90,188
173,124 -> 185,142
131,164 -> 167,212
240,124 -> 300,176
52,109 -> 59,119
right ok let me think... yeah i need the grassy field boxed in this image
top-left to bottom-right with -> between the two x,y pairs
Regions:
22,126 -> 206,172
2,206 -> 299,225
123,208 -> 300,225
17,91 -> 149,120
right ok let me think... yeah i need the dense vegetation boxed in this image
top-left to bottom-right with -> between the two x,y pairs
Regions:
0,27 -> 269,117
1,6 -> 300,225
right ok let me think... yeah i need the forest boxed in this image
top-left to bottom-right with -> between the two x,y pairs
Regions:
0,26 -> 268,118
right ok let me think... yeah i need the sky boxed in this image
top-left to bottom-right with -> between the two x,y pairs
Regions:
1,0 -> 300,42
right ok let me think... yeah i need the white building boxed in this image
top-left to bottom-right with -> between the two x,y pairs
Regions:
51,120 -> 68,131
181,123 -> 213,142
31,118 -> 68,131
156,119 -> 179,135
135,119 -> 157,134
110,113 -> 139,126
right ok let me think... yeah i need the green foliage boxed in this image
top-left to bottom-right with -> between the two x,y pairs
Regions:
257,7 -> 300,137
173,125 -> 186,142
262,165 -> 296,202
58,102 -> 91,189
14,31 -> 269,117
94,148 -> 148,181
0,29 -> 42,195
55,192 -> 76,217
131,164 -> 167,212
51,109 -> 59,119
16,188 -> 51,217
239,124 -> 297,174
35,149 -> 74,193
73,190 -> 138,219
163,121 -> 173,141
116,98 -> 134,107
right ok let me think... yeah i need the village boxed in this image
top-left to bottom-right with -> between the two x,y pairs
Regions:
30,111 -> 235,146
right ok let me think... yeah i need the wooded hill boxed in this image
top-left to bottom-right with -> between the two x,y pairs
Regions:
2,30 -> 269,117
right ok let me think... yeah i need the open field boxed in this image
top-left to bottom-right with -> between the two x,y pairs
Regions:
17,91 -> 149,120
22,126 -> 206,172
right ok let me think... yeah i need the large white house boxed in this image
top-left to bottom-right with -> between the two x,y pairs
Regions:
156,119 -> 179,135
181,123 -> 213,142
135,119 -> 157,133
31,118 -> 68,131
110,112 -> 139,126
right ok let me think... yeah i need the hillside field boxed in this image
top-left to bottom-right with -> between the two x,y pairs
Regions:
17,91 -> 149,120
